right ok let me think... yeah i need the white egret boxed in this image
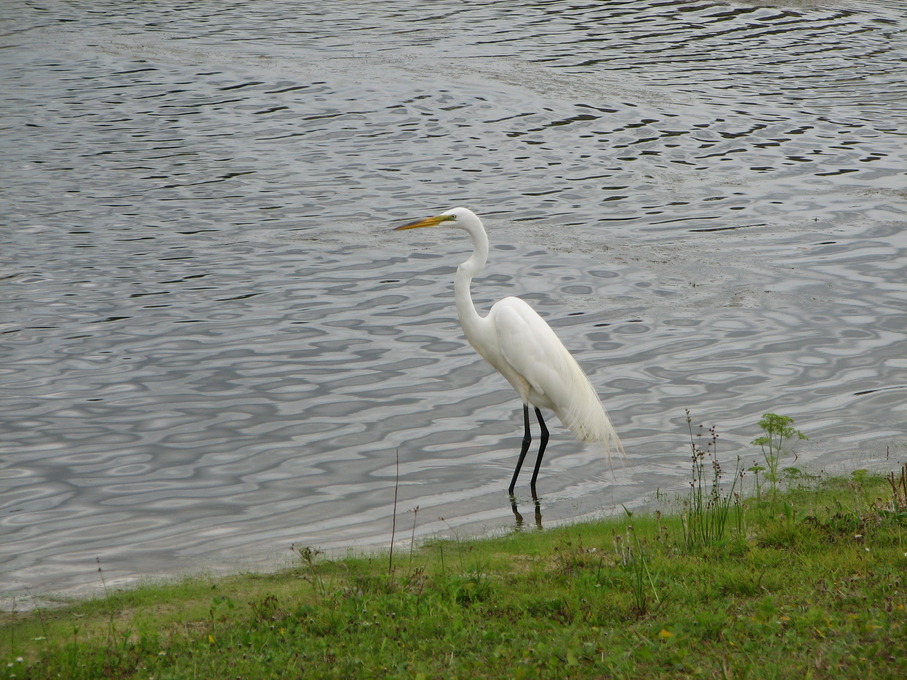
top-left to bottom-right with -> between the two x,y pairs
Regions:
394,207 -> 624,495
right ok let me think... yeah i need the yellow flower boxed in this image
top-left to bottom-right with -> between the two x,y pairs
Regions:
658,629 -> 674,639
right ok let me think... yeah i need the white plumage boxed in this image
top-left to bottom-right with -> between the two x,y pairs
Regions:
395,207 -> 624,494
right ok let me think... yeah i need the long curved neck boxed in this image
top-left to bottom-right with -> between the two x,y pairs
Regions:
454,223 -> 489,338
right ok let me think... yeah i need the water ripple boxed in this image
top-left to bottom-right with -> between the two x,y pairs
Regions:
2,0 -> 905,604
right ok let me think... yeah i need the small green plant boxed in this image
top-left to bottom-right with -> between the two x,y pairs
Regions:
616,510 -> 659,616
750,413 -> 808,500
291,544 -> 327,598
681,410 -> 743,550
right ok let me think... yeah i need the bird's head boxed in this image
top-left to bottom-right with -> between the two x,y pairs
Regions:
392,207 -> 479,232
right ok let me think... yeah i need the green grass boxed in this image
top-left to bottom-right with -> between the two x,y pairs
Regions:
2,469 -> 905,679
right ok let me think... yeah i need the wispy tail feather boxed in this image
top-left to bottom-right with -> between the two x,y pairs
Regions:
555,364 -> 625,467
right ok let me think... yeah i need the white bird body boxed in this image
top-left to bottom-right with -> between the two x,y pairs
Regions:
395,207 -> 623,493
465,296 -> 615,446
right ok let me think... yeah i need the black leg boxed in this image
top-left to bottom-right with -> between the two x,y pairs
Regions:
529,407 -> 549,493
508,404 -> 532,495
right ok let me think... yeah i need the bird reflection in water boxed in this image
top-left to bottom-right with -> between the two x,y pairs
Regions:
510,492 -> 543,530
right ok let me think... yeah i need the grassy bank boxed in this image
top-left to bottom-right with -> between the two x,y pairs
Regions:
2,467 -> 906,679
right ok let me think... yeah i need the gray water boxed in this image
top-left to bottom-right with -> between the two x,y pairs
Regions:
2,0 -> 906,605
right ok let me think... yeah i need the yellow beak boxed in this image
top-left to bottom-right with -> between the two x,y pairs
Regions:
393,214 -> 456,231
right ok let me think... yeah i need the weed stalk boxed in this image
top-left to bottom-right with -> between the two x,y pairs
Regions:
886,463 -> 907,513
389,448 -> 400,578
681,410 -> 742,550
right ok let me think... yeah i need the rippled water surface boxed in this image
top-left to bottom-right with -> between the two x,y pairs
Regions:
2,0 -> 906,603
